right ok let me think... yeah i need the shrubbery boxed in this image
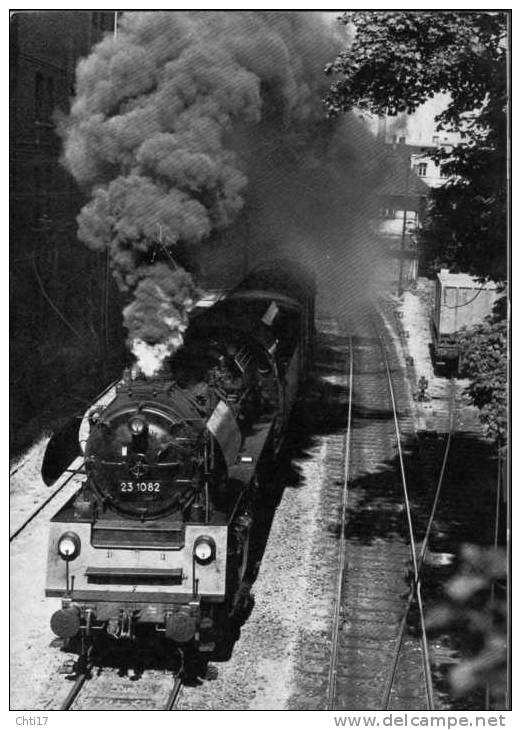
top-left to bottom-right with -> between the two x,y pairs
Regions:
459,316 -> 508,447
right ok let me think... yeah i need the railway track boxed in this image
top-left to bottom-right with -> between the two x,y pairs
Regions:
290,311 -> 483,710
60,667 -> 183,710
325,320 -> 434,710
10,458 -> 85,542
11,311 -> 501,711
10,379 -> 119,542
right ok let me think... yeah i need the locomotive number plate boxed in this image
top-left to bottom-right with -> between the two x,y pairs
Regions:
119,481 -> 161,494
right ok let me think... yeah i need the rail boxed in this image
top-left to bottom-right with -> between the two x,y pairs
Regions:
61,668 -> 183,711
10,378 -> 120,541
165,674 -> 184,710
376,326 -> 434,709
9,458 -> 85,542
60,671 -> 89,711
326,336 -> 354,711
375,329 -> 460,711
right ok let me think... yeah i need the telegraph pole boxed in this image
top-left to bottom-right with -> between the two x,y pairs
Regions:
100,11 -> 119,370
398,155 -> 410,297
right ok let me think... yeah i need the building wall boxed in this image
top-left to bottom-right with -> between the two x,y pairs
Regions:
371,99 -> 461,287
371,93 -> 461,148
10,11 -> 113,250
410,150 -> 452,189
10,11 -> 124,453
378,210 -> 419,239
372,97 -> 459,191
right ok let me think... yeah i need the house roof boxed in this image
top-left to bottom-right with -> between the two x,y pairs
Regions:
376,146 -> 431,198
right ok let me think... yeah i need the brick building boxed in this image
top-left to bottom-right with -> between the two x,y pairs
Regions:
10,11 -> 122,453
376,140 -> 431,239
10,10 -> 115,260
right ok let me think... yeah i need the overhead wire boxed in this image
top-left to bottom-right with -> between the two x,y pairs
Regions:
32,256 -> 83,340
441,285 -> 490,309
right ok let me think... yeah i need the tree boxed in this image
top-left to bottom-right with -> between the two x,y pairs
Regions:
460,317 -> 508,446
427,544 -> 507,705
325,11 -> 508,445
324,10 -> 508,282
325,15 -> 509,704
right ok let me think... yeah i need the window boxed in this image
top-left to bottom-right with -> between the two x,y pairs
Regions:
100,12 -> 115,31
33,166 -> 51,224
35,73 -> 55,123
91,11 -> 108,39
34,166 -> 41,196
45,165 -> 53,196
46,77 -> 54,121
417,162 -> 428,177
35,72 -> 44,120
33,166 -> 43,223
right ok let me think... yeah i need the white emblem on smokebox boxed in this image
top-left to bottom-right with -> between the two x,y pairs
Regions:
261,301 -> 279,326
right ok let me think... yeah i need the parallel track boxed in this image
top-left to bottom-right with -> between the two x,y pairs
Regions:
10,378 -> 119,542
375,325 -> 434,710
10,459 -> 84,542
324,315 -> 452,710
326,337 -> 354,709
21,311 -> 496,710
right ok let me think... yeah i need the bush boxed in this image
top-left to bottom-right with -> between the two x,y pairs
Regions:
427,544 -> 507,703
459,318 -> 507,446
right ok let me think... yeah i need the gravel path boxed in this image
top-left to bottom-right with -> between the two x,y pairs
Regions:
10,289 -> 494,710
10,436 -> 52,536
178,439 -> 329,709
10,444 -> 86,710
10,327 -> 337,711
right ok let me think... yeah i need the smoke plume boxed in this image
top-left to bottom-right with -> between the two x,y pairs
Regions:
64,12 -> 396,374
61,11 -> 345,374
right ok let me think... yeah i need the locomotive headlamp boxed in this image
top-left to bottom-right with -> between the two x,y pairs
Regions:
129,415 -> 146,435
193,536 -> 216,565
57,531 -> 81,561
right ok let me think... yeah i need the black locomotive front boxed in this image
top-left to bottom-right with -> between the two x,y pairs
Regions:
84,385 -> 214,520
45,335 -> 264,652
45,260 -> 316,659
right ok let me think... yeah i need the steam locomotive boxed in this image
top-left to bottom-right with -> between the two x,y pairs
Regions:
45,260 -> 315,662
